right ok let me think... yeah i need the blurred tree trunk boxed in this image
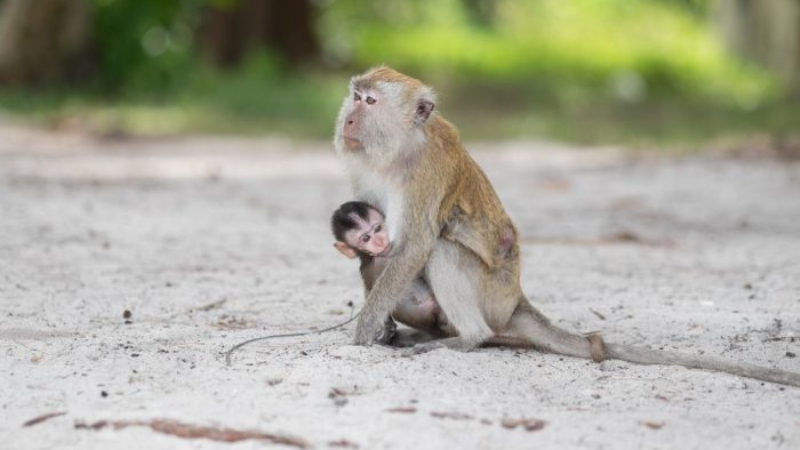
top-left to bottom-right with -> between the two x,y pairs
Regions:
463,0 -> 495,28
0,0 -> 93,85
199,0 -> 319,68
719,0 -> 800,94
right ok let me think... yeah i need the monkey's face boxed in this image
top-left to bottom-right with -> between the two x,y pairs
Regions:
334,67 -> 436,168
338,87 -> 388,153
343,208 -> 390,257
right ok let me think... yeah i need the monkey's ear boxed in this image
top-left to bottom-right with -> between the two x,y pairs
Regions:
415,99 -> 435,124
334,241 -> 358,259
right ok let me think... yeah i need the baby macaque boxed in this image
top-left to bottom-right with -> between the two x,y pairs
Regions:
331,201 -> 453,344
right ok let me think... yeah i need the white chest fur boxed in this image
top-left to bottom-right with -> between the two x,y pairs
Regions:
384,191 -> 405,243
350,166 -> 405,243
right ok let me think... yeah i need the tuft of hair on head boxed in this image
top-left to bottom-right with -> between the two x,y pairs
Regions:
331,201 -> 377,242
365,66 -> 424,89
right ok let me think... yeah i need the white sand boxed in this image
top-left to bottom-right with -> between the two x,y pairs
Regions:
1,124 -> 799,449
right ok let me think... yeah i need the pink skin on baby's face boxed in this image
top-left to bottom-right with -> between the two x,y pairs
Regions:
344,208 -> 390,257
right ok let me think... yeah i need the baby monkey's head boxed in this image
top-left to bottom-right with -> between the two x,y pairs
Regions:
331,201 -> 390,259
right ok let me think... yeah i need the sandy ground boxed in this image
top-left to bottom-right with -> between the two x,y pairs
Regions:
1,122 -> 799,450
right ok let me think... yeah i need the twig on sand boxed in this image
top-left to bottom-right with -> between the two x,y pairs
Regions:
590,308 -> 606,320
22,411 -> 67,427
224,304 -> 358,366
193,298 -> 228,312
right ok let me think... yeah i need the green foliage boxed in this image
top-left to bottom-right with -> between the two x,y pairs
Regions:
0,0 -> 795,146
91,0 -> 201,92
173,52 -> 344,135
0,52 -> 344,138
319,0 -> 775,109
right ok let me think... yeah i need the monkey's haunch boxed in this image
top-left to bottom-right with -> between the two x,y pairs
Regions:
605,343 -> 800,387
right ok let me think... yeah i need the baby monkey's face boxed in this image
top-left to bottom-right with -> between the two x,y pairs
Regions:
345,208 -> 390,257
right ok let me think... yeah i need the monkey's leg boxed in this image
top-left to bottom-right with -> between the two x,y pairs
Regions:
413,239 -> 494,353
506,299 -> 599,359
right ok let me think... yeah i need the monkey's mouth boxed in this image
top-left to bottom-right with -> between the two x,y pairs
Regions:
374,244 -> 392,258
343,136 -> 363,151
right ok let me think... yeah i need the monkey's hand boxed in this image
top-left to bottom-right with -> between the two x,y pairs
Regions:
353,312 -> 385,345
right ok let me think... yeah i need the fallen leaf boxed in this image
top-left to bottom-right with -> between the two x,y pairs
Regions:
329,439 -> 359,448
643,421 -> 664,430
385,407 -> 417,414
329,387 -> 357,398
74,419 -> 308,448
501,418 -> 547,431
430,411 -> 473,421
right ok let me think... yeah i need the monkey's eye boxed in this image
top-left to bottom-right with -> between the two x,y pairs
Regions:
375,225 -> 382,233
353,93 -> 361,102
366,96 -> 376,105
361,234 -> 370,243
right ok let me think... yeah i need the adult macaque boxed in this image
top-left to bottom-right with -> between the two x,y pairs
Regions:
332,66 -> 800,387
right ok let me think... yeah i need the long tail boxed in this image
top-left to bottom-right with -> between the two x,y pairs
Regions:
508,299 -> 800,387
605,343 -> 800,387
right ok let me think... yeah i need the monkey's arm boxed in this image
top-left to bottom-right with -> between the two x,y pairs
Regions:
353,199 -> 442,345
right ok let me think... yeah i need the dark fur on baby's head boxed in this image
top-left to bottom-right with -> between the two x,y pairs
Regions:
331,201 -> 377,243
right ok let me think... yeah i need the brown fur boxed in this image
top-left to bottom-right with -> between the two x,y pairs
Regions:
333,67 -> 800,387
